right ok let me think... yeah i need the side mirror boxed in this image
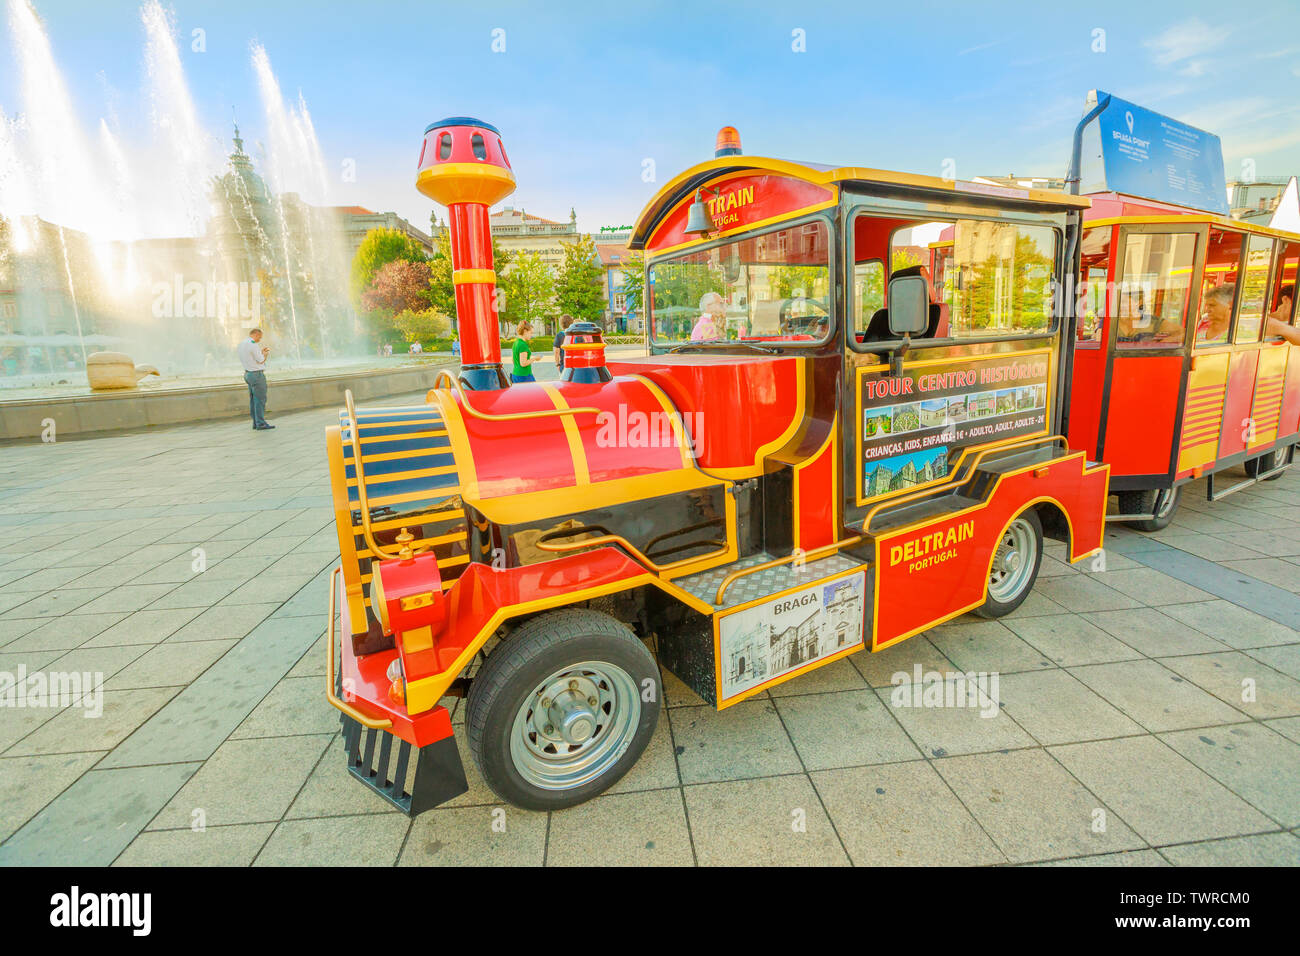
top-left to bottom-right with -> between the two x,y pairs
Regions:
887,274 -> 929,337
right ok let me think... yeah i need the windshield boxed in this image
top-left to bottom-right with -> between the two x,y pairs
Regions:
649,219 -> 832,346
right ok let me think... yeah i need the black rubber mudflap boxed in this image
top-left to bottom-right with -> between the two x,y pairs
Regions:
339,715 -> 469,816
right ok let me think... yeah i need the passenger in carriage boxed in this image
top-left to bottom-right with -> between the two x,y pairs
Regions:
691,292 -> 726,341
1196,284 -> 1235,345
1266,284 -> 1299,345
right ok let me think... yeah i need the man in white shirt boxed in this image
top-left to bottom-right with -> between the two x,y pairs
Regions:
237,329 -> 274,430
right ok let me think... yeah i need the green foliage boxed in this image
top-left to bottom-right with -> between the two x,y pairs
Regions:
953,232 -> 1053,332
621,252 -> 645,314
499,250 -> 555,328
649,259 -> 725,339
349,228 -> 429,311
391,309 -> 453,346
554,235 -> 605,323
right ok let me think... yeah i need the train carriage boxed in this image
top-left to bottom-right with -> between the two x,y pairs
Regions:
322,119 -> 1109,815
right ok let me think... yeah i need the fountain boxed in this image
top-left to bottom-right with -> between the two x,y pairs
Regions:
0,0 -> 378,405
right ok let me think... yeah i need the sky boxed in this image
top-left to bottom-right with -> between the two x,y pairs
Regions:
3,0 -> 1300,238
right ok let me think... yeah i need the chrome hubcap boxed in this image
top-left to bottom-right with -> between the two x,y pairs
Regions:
988,518 -> 1037,603
510,661 -> 639,791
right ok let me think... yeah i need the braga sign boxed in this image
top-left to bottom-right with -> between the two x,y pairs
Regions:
1092,90 -> 1229,215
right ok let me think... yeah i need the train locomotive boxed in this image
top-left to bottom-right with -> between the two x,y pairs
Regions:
323,117 -> 1110,814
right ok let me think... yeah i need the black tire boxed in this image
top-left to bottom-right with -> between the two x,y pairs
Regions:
1244,451 -> 1284,482
974,508 -> 1044,619
465,608 -> 660,811
1118,485 -> 1180,532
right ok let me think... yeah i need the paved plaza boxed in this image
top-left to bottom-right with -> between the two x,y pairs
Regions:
1,389 -> 1299,867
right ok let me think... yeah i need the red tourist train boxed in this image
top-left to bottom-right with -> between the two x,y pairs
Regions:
322,117 -> 1110,813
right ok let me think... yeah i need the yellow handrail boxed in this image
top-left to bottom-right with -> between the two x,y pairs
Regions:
343,389 -> 425,561
325,566 -> 393,730
715,536 -> 865,605
430,370 -> 601,422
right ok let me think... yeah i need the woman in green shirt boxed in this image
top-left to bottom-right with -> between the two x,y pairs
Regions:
511,321 -> 536,384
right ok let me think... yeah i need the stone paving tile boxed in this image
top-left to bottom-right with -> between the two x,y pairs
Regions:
850,633 -> 955,687
1220,558 -> 1300,593
1159,724 -> 1300,828
0,751 -> 103,842
684,774 -> 850,866
545,788 -> 694,866
114,823 -> 275,866
1158,651 -> 1300,719
72,583 -> 180,616
255,813 -> 410,866
1,612 -> 127,652
876,677 -> 1036,757
811,761 -> 1005,865
5,686 -> 176,756
1067,659 -> 1249,732
1033,574 -> 1143,613
1265,715 -> 1300,744
1158,600 -> 1300,650
1245,643 -> 1300,681
669,699 -> 802,785
1002,614 -> 1144,667
927,620 -> 1054,674
230,675 -> 342,739
994,670 -> 1145,745
165,602 -> 279,643
767,657 -> 866,697
285,735 -> 404,820
1158,832 -> 1300,866
1032,849 -> 1169,866
1090,568 -> 1217,605
150,734 -> 332,829
81,607 -> 204,648
105,639 -> 236,691
1089,607 -> 1229,657
1154,533 -> 1265,563
1048,736 -> 1275,846
933,749 -> 1145,863
607,712 -> 680,795
398,804 -> 548,866
774,688 -> 920,771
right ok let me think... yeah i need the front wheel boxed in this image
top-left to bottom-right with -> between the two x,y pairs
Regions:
974,509 -> 1043,619
1118,485 -> 1181,532
466,608 -> 660,811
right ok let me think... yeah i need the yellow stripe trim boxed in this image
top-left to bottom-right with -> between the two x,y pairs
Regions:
540,383 -> 590,485
452,268 -> 496,285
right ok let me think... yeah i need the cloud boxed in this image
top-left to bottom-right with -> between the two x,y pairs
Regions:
958,39 -> 1002,56
1144,18 -> 1225,69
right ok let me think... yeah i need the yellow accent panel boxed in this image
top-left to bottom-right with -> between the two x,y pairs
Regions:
1178,353 -> 1230,473
326,425 -> 369,632
452,268 -> 496,285
539,383 -> 590,485
632,155 -> 1090,248
416,162 -> 516,207
402,624 -> 434,654
431,388 -> 480,500
466,468 -> 723,525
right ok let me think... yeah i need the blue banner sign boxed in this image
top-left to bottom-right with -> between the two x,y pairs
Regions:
1092,90 -> 1228,215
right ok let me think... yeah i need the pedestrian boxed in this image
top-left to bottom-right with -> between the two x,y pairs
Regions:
553,313 -> 572,374
511,320 -> 536,384
238,328 -> 274,430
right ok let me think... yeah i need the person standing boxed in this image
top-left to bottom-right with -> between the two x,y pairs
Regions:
238,328 -> 274,430
553,314 -> 572,374
511,320 -> 536,384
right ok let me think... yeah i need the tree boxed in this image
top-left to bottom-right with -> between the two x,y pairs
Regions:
499,250 -> 555,329
362,259 -> 434,313
349,227 -> 428,311
426,230 -> 513,326
392,309 -> 453,345
554,234 -> 606,323
621,252 -> 645,316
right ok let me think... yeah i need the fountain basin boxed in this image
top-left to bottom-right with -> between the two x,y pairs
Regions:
0,358 -> 455,441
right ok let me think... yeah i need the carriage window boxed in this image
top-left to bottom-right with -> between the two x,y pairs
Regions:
1235,234 -> 1273,343
1198,228 -> 1244,346
648,219 -> 831,345
923,220 -> 1057,338
1268,241 -> 1300,336
1115,232 -> 1197,348
1076,227 -> 1110,349
853,260 -> 885,332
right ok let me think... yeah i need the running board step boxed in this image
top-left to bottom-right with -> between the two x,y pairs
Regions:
340,714 -> 469,816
